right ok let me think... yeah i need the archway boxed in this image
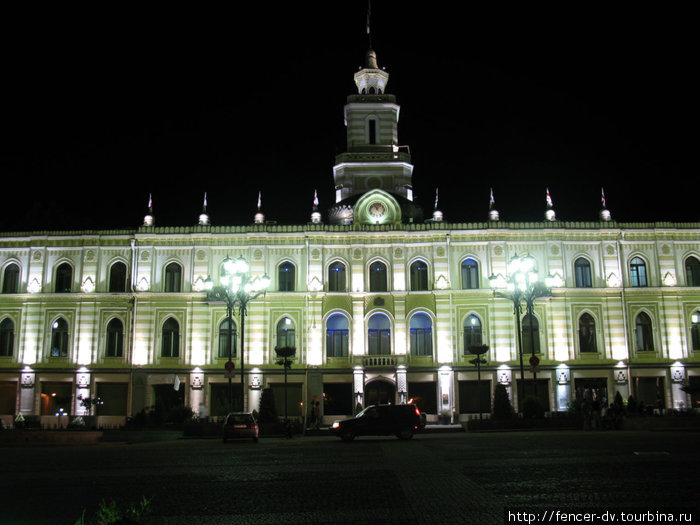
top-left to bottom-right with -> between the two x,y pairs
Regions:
365,379 -> 396,406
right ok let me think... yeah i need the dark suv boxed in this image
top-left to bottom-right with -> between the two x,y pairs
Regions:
330,404 -> 425,441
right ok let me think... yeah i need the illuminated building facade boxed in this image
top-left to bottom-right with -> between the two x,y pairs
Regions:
1,47 -> 699,428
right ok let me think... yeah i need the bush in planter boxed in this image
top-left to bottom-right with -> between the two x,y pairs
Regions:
522,396 -> 544,419
492,383 -> 514,419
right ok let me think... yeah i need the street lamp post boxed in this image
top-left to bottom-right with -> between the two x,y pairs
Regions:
206,255 -> 270,412
489,253 -> 562,413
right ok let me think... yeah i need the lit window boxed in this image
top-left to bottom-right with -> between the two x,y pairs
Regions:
630,257 -> 648,287
0,318 -> 14,356
51,318 -> 69,357
368,313 -> 391,355
328,262 -> 346,292
522,314 -> 541,355
463,314 -> 483,355
109,262 -> 128,293
369,261 -> 388,292
2,263 -> 20,294
161,318 -> 180,357
410,313 -> 432,356
105,318 -> 124,358
410,260 -> 429,291
578,313 -> 597,353
164,263 -> 182,293
461,259 -> 479,290
218,318 -> 237,358
574,258 -> 593,288
686,257 -> 700,287
634,312 -> 654,352
691,311 -> 700,351
326,314 -> 349,357
278,261 -> 296,292
276,317 -> 296,348
55,263 -> 73,293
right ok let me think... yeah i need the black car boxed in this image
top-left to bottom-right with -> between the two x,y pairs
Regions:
330,404 -> 424,441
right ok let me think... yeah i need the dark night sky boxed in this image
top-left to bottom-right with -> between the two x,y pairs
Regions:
0,3 -> 696,232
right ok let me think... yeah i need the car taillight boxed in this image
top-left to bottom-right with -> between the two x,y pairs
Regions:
415,407 -> 421,416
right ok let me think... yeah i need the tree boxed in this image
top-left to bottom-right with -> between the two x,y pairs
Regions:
492,383 -> 514,419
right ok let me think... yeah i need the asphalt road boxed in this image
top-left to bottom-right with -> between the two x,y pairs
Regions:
2,430 -> 698,524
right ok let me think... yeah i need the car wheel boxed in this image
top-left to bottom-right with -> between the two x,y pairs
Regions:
341,431 -> 355,441
397,429 -> 413,440
253,436 -> 258,442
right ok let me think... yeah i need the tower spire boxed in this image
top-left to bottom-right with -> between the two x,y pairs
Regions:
198,192 -> 210,225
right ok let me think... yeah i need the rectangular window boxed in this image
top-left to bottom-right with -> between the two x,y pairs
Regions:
368,119 -> 376,144
410,328 -> 432,356
326,329 -> 349,357
368,329 -> 390,355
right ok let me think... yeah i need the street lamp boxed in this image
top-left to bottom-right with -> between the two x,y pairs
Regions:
489,253 -> 562,413
205,255 -> 270,412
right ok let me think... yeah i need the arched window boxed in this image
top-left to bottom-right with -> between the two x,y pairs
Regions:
578,313 -> 597,353
410,260 -> 429,291
55,263 -> 73,293
51,318 -> 69,357
522,313 -> 541,355
161,317 -> 180,357
367,313 -> 391,355
463,314 -> 483,355
409,313 -> 433,356
326,314 -> 349,358
218,318 -> 237,358
686,256 -> 700,287
109,262 -> 128,293
0,318 -> 14,356
634,312 -> 654,352
328,262 -> 347,292
691,311 -> 700,351
574,258 -> 593,288
369,261 -> 388,292
278,261 -> 296,292
105,318 -> 124,358
276,317 -> 296,348
164,263 -> 182,293
461,258 -> 479,290
630,257 -> 648,287
2,263 -> 20,294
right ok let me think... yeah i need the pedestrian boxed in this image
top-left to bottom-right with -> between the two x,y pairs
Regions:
311,395 -> 321,430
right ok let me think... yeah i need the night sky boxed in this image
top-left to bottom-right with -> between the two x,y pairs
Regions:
0,4 -> 695,232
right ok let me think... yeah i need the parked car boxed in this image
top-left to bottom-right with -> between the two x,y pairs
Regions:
330,404 -> 424,441
222,412 -> 259,443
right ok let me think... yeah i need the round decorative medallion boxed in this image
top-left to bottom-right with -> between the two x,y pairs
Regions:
369,202 -> 386,219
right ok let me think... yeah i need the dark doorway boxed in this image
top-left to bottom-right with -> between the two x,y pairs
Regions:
574,378 -> 608,407
210,383 -> 243,416
364,380 -> 395,406
408,381 -> 437,414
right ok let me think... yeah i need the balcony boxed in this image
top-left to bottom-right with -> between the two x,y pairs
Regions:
360,355 -> 404,367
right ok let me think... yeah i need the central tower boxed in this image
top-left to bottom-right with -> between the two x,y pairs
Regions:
328,48 -> 422,225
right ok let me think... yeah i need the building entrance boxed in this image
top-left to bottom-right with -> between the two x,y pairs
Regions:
365,379 -> 395,406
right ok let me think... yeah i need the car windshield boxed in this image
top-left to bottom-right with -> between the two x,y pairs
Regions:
356,406 -> 375,418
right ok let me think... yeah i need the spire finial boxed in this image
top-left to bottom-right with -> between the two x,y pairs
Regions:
599,187 -> 612,221
366,0 -> 372,50
198,192 -> 210,226
254,191 -> 264,224
488,188 -> 499,221
143,193 -> 154,226
311,189 -> 321,224
545,188 -> 556,221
